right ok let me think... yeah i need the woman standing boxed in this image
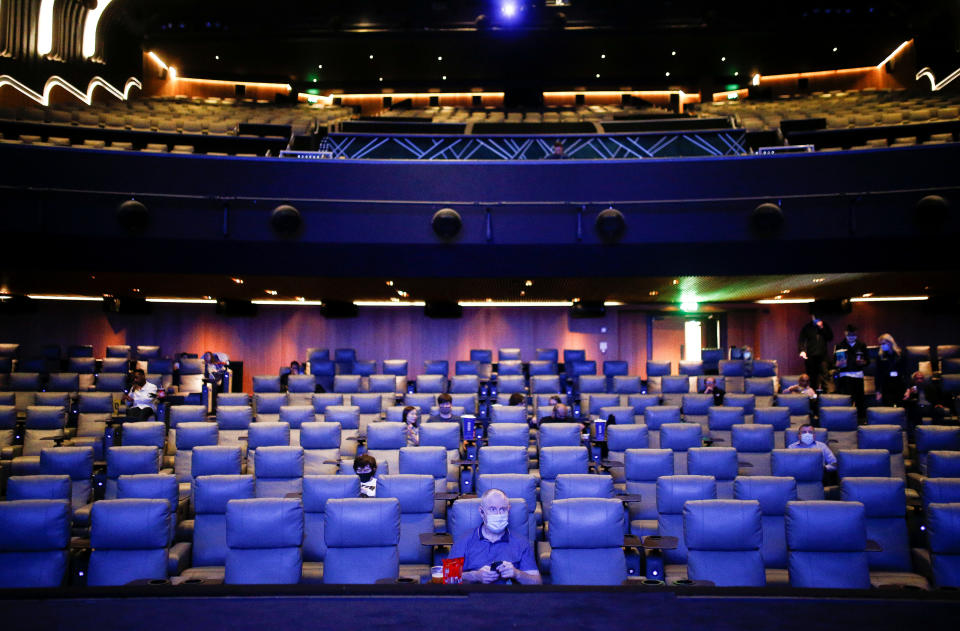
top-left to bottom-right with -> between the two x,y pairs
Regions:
875,333 -> 906,407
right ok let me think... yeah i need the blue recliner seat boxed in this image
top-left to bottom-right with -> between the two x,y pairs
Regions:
377,474 -> 436,573
772,449 -> 825,500
174,423 -> 219,488
6,475 -> 71,502
323,497 -> 401,584
733,475 -> 797,585
300,422 -> 341,475
625,448 -> 674,538
859,425 -> 907,481
106,446 -> 160,499
687,448 -> 738,498
0,499 -> 71,587
706,407 -> 744,448
117,473 -> 191,577
549,497 -> 627,585
225,498 -> 303,585
39,446 -> 94,518
476,473 -> 539,542
180,474 -> 255,582
659,423 -> 702,474
655,475 -> 718,580
684,499 -> 765,586
301,475 -> 361,584
254,446 -> 304,498
247,422 -> 292,474
785,500 -> 871,589
88,498 -> 171,586
539,446 -> 590,523
924,503 -> 960,588
400,446 -> 455,525
605,425 -> 649,484
644,406 -> 681,449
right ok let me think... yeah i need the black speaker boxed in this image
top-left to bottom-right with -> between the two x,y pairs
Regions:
424,301 -> 463,319
595,207 -> 626,243
216,299 -> 257,317
431,208 -> 462,240
751,202 -> 784,237
811,299 -> 851,315
321,301 -> 359,318
103,296 -> 151,315
117,199 -> 149,233
271,204 -> 303,238
570,301 -> 606,318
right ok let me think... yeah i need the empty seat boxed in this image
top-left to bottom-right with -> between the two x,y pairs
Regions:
416,374 -> 446,394
377,474 -> 435,571
923,503 -> 960,588
753,408 -> 790,448
605,425 -> 649,482
772,449 -> 825,500
625,449 -> 674,537
310,393 -> 343,421
300,422 -> 341,475
660,376 -> 692,407
685,499 -> 765,586
785,500 -> 870,589
733,425 -> 776,476
0,499 -> 71,587
687,448 -> 738,498
88,498 -> 170,586
548,498 -> 627,585
254,446 -> 304,497
707,407 -> 744,447
300,475 -> 361,582
174,423 -> 218,485
366,422 -> 406,476
660,423 -> 702,474
324,406 -> 360,457
734,476 -> 797,583
656,475 -> 718,577
225,498 -> 303,584
744,378 -> 776,407
180,474 -> 254,581
247,422 -> 291,472
837,449 -> 891,480
422,360 -> 448,377
820,407 -> 859,452
253,375 -> 282,393
858,425 -> 907,480
644,406 -> 681,448
323,498 -> 401,584
39,446 -> 94,514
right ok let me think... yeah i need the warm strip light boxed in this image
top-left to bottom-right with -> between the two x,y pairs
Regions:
755,298 -> 816,304
332,91 -> 504,99
251,299 -> 324,306
877,40 -> 912,69
147,51 -> 169,71
174,76 -> 293,92
458,301 -> 573,307
145,298 -> 217,304
26,294 -> 103,302
37,0 -> 55,56
603,301 -> 624,306
82,0 -> 114,59
353,301 -> 427,307
849,296 -> 928,303
916,66 -> 960,92
0,74 -> 140,106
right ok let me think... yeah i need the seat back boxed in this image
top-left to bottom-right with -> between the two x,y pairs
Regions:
915,426 -> 960,473
928,451 -> 960,479
301,475 -> 360,563
927,503 -> 960,588
685,499 -> 765,586
487,422 -> 531,448
377,474 -> 435,564
416,374 -> 447,394
216,406 -> 253,447
734,476 -> 797,569
625,449 -> 674,523
0,499 -> 71,587
707,407 -> 744,447
422,360 -> 449,377
179,358 -> 207,394
6,475 -> 71,501
192,475 -> 255,567
837,449 -> 891,479
785,500 -> 870,589
659,423 -> 702,474
772,449 -> 825,500
660,376 -> 691,406
841,477 -> 911,572
365,422 -> 405,475
529,360 -> 557,377
23,406 -> 67,456
490,404 -> 526,423
866,406 -> 907,429
549,498 -> 627,585
687,448 -> 738,498
225,498 -> 303,584
107,446 -> 160,498
605,425 -> 649,482
117,473 -> 179,542
39,446 -> 94,511
88,498 -> 170,586
323,497 -> 401,584
174,423 -> 218,483
732,424 -> 775,476
333,375 -> 362,394
254,446 -> 304,497
538,422 -> 581,449
820,407 -> 859,452
857,425 -> 906,479
656,475 -> 718,564
479,445 -> 528,474
300,422 -> 341,475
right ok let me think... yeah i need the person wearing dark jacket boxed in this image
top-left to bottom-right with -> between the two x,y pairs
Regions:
874,333 -> 907,407
903,371 -> 952,438
798,314 -> 833,392
834,324 -> 870,418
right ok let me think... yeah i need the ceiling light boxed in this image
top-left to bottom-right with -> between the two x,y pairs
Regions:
680,300 -> 699,312
861,293 -> 873,298
525,280 -> 533,287
252,299 -> 323,305
203,296 -> 212,300
26,294 -> 102,302
781,289 -> 791,294
231,278 -> 244,285
369,54 -> 374,60
131,288 -> 140,293
595,74 -> 600,79
850,296 -> 929,303
672,279 -> 679,285
295,296 -> 306,302
755,298 -> 816,304
265,290 -> 278,295
671,51 -> 676,56
812,278 -> 825,283
215,55 -> 219,60
721,56 -> 726,62
386,281 -> 394,286
601,54 -> 606,59
459,301 -> 574,307
649,290 -> 659,296
665,72 -> 671,77
520,291 -> 526,296
437,56 -> 443,61
145,298 -> 217,304
318,64 -> 323,69
379,77 -> 383,82
355,300 -> 426,307
734,71 -> 739,77
833,47 -> 838,52
442,75 -> 447,80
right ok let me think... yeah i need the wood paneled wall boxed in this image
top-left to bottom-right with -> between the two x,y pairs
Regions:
2,300 -> 955,392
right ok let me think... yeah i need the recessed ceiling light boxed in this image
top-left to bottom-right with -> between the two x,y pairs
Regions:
442,75 -> 447,80
437,56 -> 443,61
520,291 -> 526,296
525,280 -> 533,287
672,279 -> 679,285
386,281 -> 394,286
649,290 -> 659,296
486,298 -> 492,302
295,296 -> 305,302
595,73 -> 600,78
318,64 -> 323,69
781,289 -> 791,294
231,278 -> 244,285
665,72 -> 670,77
369,54 -> 374,59
215,55 -> 219,60
572,297 -> 580,303
832,47 -> 838,52
734,71 -> 739,76
265,290 -> 278,295
671,51 -> 676,56
861,292 -> 873,297
721,56 -> 726,62
390,297 -> 400,302
379,77 -> 383,82
600,54 -> 606,59
90,275 -> 95,279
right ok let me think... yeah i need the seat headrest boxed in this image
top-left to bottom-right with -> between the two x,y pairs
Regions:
334,375 -> 362,393
928,451 -> 960,478
192,446 -> 242,477
679,361 -> 704,376
840,478 -> 905,518
248,422 -> 291,450
625,449 -> 674,481
555,473 -> 614,500
644,406 -> 681,429
490,404 -> 526,422
7,475 -> 71,501
744,378 -> 775,396
107,446 -> 159,476
217,393 -> 250,407
324,498 -> 400,547
350,394 -> 383,414
578,375 -> 606,392
469,350 -> 492,364
857,425 -> 904,453
602,360 -> 628,376
40,446 -> 94,479
646,361 -> 671,377
310,394 -> 343,414
723,394 -> 755,414
708,407 -> 744,430
685,499 -> 762,550
568,360 -> 596,377
398,446 -> 447,477
475,474 -> 537,508
656,475 -> 717,514
0,500 -> 71,550
599,406 -> 636,425
732,424 -> 775,453
122,422 -> 166,449
419,422 -> 460,449
0,405 -> 14,428
366,422 -> 405,449
180,358 -> 205,374
539,446 -> 590,479
866,406 -> 907,429
837,450 -> 891,478
254,393 -> 287,415
776,394 -> 811,415
302,475 -> 360,512
587,394 -> 620,413
278,405 -> 315,428
117,474 -> 178,508
26,406 -> 66,429
786,501 -> 866,551
733,476 -> 797,515
687,448 -> 737,481
682,394 -> 713,415
819,407 -> 858,431
369,374 -> 398,392
771,449 -> 824,481
377,474 -> 436,513
10,373 -> 41,390
916,426 -> 960,453
927,503 -> 960,555
254,447 -> 303,478
169,405 -> 207,426
300,422 -> 341,449
549,498 -> 624,548
323,406 -> 360,429
286,374 -> 315,393
660,423 -> 702,452
252,375 -> 282,393
661,376 -> 691,394
488,422 -> 530,446
309,360 -> 335,376
447,497 -> 527,541
175,422 -> 219,449
607,425 -> 649,451
226,498 -> 303,549
921,479 -> 960,505
479,446 -> 528,473
217,406 -> 253,430
91,498 -> 170,549
194,475 -> 255,513
613,376 -> 642,394
538,423 -> 580,447
47,373 -> 79,391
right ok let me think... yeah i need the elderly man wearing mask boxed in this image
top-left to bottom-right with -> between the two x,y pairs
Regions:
788,423 -> 838,485
449,488 -> 541,585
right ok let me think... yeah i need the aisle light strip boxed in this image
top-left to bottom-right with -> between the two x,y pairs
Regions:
877,40 -> 912,69
354,301 -> 426,307
850,296 -> 928,302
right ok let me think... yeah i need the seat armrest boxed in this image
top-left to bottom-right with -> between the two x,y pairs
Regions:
73,503 -> 93,528
642,535 -> 678,550
911,548 -> 934,583
177,519 -> 195,542
2,445 -> 22,459
168,541 -> 192,576
906,472 -> 925,493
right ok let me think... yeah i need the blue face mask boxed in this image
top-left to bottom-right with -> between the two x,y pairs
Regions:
881,343 -> 892,352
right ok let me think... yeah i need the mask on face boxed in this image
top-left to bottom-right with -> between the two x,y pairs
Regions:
846,336 -> 857,345
800,432 -> 815,446
484,512 -> 509,533
881,343 -> 892,352
357,471 -> 374,483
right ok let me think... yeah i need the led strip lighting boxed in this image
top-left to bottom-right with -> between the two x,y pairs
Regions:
0,75 -> 141,106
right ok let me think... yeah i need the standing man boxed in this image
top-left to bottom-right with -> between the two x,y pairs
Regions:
798,313 -> 833,393
835,325 -> 870,418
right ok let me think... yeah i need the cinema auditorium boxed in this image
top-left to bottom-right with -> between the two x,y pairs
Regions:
1,1 -> 959,628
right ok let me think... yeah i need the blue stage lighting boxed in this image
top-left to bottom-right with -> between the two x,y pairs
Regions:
501,1 -> 518,18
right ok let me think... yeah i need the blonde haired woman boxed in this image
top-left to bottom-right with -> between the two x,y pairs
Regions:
875,333 -> 906,406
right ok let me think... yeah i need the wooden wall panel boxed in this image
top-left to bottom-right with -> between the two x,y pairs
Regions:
2,300 -> 954,392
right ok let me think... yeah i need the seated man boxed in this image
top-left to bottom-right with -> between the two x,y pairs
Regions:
122,368 -> 163,422
353,453 -> 379,498
449,488 -> 541,585
788,423 -> 837,485
784,373 -> 818,399
701,376 -> 726,405
903,371 -> 951,437
429,393 -> 461,423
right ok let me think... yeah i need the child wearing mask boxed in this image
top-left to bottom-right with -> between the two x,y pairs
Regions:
353,454 -> 379,497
